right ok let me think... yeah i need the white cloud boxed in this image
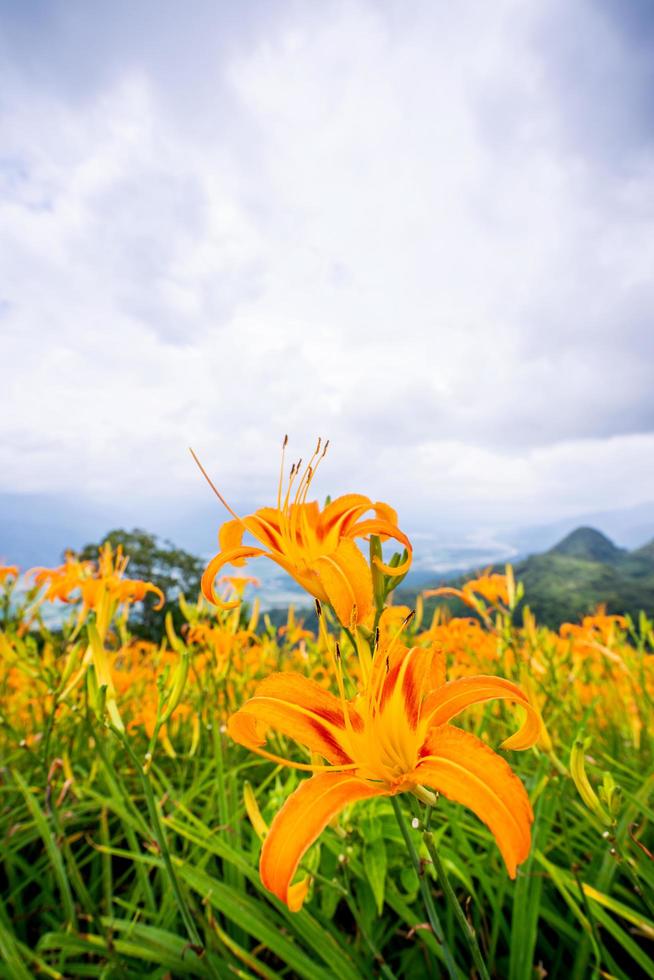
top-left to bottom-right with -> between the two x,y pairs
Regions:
1,0 -> 653,532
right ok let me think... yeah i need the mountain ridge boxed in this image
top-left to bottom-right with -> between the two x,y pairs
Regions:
547,526 -> 626,563
399,525 -> 654,627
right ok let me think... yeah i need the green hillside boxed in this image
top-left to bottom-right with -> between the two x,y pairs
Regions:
547,526 -> 625,563
399,527 -> 654,627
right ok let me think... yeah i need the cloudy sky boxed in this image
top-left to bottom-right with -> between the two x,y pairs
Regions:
2,0 -> 654,547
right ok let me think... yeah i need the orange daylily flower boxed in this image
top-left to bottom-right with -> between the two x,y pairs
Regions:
196,440 -> 412,627
29,545 -> 164,615
0,564 -> 19,584
219,575 -> 261,599
425,571 -> 510,611
560,609 -> 628,646
228,638 -> 540,910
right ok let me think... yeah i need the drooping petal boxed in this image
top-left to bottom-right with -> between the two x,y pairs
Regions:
315,538 -> 373,626
228,672 -> 360,764
346,518 -> 413,576
146,583 -> 165,610
422,675 -> 542,751
115,580 -> 165,610
423,585 -> 482,614
260,772 -> 387,909
416,725 -> 534,876
372,501 -> 399,526
201,546 -> 268,608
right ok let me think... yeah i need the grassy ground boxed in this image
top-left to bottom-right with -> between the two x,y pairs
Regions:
1,564 -> 653,978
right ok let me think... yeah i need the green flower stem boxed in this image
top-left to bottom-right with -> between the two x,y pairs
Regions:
338,863 -> 397,980
112,726 -> 203,952
390,796 -> 459,980
422,830 -> 491,980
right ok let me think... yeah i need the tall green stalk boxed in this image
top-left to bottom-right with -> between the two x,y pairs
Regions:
390,796 -> 459,980
422,829 -> 491,980
112,726 -> 203,952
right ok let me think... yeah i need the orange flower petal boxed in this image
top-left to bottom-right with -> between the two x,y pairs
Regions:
243,512 -> 285,552
315,538 -> 373,627
372,501 -> 399,526
346,518 -> 413,576
116,580 -> 165,610
148,584 -> 165,610
376,645 -> 434,729
228,672 -> 359,764
417,725 -> 534,876
249,507 -> 284,533
201,546 -> 267,608
218,519 -> 246,553
320,494 -> 374,540
286,877 -> 312,912
422,675 -> 542,751
422,586 -> 473,607
260,772 -> 386,909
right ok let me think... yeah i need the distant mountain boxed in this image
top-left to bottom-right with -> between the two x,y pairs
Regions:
510,554 -> 642,627
632,538 -> 654,561
508,500 -> 654,553
3,489 -> 654,628
401,526 -> 654,627
547,526 -> 626,564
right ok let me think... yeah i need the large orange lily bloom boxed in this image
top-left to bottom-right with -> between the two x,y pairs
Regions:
228,639 -> 540,910
197,440 -> 412,627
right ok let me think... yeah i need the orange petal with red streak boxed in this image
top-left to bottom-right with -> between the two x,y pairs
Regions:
417,725 -> 534,876
227,672 -> 358,764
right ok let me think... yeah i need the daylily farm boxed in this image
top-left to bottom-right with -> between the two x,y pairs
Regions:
1,443 -> 653,978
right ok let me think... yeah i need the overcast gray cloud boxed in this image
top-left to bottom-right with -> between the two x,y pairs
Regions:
1,0 -> 653,533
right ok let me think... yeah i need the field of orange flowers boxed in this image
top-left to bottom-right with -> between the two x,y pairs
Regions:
1,450 -> 653,978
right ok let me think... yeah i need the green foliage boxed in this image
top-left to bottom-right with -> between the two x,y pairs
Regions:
401,526 -> 654,627
515,550 -> 654,627
2,541 -> 654,977
1,725 -> 652,978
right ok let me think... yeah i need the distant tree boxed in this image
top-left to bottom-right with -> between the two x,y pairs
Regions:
76,528 -> 204,640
